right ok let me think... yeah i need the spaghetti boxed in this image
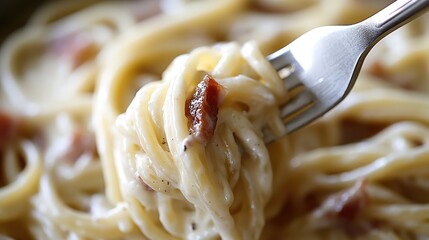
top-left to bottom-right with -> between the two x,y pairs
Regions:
1,0 -> 429,239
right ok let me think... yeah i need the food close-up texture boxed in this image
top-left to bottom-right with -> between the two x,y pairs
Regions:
1,0 -> 429,239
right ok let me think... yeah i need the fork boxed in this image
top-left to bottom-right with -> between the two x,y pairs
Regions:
266,0 -> 429,142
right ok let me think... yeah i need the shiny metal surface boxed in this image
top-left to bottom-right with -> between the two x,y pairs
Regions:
266,0 -> 429,140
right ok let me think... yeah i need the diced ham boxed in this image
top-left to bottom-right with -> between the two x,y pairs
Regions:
185,74 -> 224,146
49,32 -> 97,69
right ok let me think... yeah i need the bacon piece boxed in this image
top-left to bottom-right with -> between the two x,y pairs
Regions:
324,180 -> 368,221
63,130 -> 97,163
185,74 -> 224,145
0,111 -> 21,149
50,32 -> 97,69
320,180 -> 370,235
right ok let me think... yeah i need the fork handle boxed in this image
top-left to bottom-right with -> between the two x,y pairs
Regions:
366,0 -> 429,41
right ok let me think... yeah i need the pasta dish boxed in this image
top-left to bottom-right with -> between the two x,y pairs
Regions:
1,0 -> 429,239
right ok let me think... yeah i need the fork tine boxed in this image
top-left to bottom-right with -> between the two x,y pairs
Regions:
262,88 -> 316,142
276,61 -> 302,91
284,101 -> 326,133
268,48 -> 294,70
280,89 -> 314,118
283,73 -> 302,91
265,0 -> 429,140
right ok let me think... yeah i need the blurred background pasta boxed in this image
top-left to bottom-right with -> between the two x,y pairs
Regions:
1,0 -> 429,239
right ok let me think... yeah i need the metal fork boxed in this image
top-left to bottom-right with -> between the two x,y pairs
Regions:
266,0 -> 429,141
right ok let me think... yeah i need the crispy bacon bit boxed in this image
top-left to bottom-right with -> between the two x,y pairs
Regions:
50,32 -> 98,69
0,111 -> 21,149
137,176 -> 155,192
320,180 -> 369,235
63,130 -> 97,163
324,180 -> 368,221
185,74 -> 224,145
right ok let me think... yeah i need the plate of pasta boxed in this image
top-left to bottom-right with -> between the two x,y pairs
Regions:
1,0 -> 429,239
